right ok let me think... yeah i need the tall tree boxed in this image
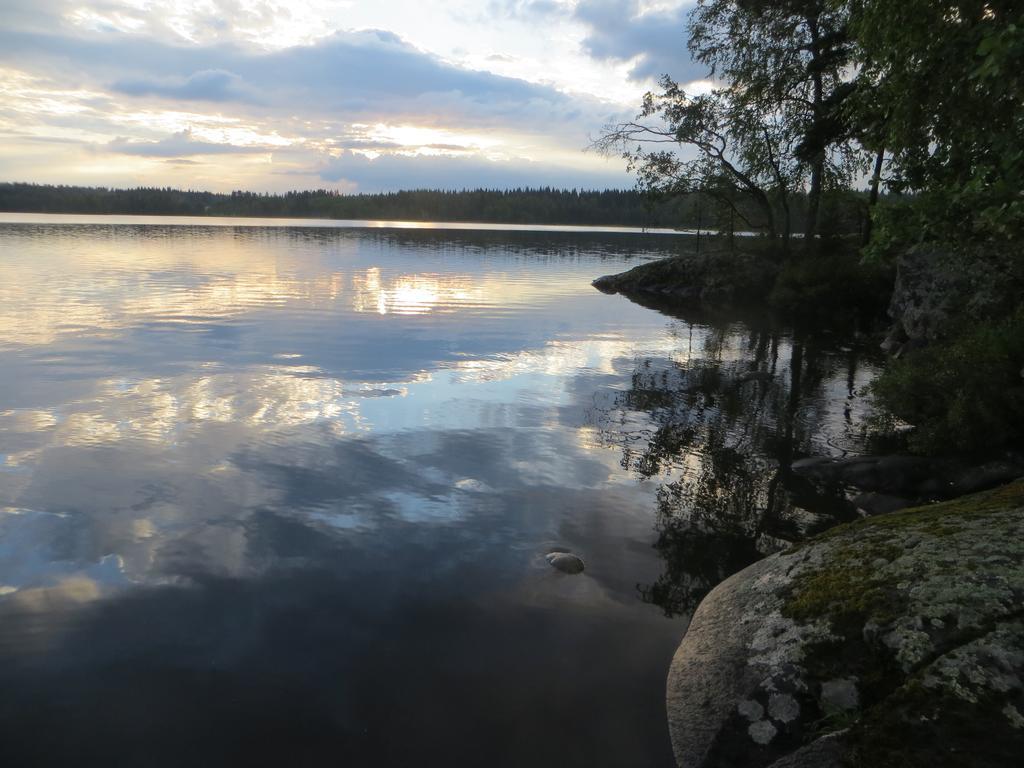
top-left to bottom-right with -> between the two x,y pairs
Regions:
689,0 -> 864,242
849,0 -> 1024,246
594,80 -> 800,243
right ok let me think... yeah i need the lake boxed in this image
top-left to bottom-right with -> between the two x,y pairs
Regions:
0,216 -> 879,766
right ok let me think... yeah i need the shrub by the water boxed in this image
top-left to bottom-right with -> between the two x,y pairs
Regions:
872,307 -> 1024,455
769,247 -> 893,322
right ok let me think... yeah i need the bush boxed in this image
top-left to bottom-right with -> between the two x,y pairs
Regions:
872,307 -> 1024,455
768,247 -> 893,322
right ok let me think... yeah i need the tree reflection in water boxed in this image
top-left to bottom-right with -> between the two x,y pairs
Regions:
590,303 -> 876,617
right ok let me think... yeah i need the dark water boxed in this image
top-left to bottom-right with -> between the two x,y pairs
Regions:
0,217 -> 879,766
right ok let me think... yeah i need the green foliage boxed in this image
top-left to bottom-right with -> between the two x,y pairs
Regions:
848,678 -> 1024,768
598,1 -> 869,245
595,78 -> 796,239
851,1 -> 1024,244
769,247 -> 892,319
689,0 -> 870,240
845,3 -> 1024,451
690,0 -> 863,177
872,307 -> 1024,454
859,195 -> 930,262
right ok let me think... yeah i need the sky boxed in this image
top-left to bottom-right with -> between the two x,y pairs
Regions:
0,0 -> 710,193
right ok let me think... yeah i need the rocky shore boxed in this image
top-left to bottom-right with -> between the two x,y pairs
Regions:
594,247 -> 1024,766
592,251 -> 778,305
666,481 -> 1024,767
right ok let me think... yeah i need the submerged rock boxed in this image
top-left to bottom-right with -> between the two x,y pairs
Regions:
851,491 -> 912,516
666,480 -> 1024,768
791,452 -> 1024,503
546,552 -> 585,575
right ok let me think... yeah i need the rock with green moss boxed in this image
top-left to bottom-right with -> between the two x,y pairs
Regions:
666,481 -> 1024,767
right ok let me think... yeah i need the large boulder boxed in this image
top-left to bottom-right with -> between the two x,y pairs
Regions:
882,245 -> 1023,355
666,481 -> 1024,768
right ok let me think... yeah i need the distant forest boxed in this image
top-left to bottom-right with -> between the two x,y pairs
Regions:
0,182 -> 868,233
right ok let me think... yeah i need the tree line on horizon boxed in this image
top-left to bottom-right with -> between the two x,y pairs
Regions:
0,181 -> 871,234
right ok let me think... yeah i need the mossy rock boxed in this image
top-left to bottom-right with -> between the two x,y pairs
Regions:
666,481 -> 1024,767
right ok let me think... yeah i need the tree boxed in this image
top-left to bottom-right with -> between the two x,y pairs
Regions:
849,0 -> 1024,247
594,80 -> 800,244
597,1 -> 867,248
689,0 -> 865,242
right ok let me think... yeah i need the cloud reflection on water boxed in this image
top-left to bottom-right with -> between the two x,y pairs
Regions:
0,222 -> 686,601
0,219 -> 880,766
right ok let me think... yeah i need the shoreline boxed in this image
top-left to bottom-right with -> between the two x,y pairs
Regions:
0,210 -> 695,236
592,250 -> 1024,766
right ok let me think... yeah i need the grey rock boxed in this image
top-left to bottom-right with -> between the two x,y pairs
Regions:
766,732 -> 846,768
545,552 -> 584,574
666,555 -> 821,768
840,456 -> 933,494
948,457 -> 1024,496
591,251 -> 778,305
666,481 -> 1024,767
884,244 -> 1023,356
791,453 -> 1024,503
790,455 -> 931,496
790,456 -> 834,472
820,679 -> 859,713
853,491 -> 912,516
768,693 -> 800,723
738,699 -> 765,722
748,720 -> 778,745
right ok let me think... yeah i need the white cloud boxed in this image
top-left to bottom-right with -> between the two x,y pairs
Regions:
0,0 -> 701,191
106,128 -> 272,157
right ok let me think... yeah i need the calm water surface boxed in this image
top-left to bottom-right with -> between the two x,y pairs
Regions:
0,217 -> 879,766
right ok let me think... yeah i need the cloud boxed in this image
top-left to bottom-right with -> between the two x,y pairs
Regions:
310,150 -> 629,192
0,26 -> 598,130
112,69 -> 257,103
423,143 -> 473,152
106,129 -> 262,157
490,0 -> 567,20
332,140 -> 408,152
574,0 -> 705,83
0,1 -> 642,190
